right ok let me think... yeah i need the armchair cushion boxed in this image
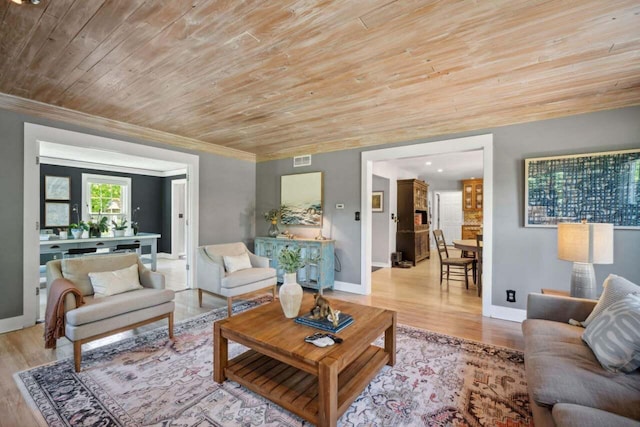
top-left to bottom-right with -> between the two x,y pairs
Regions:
66,288 -> 175,326
61,253 -> 140,296
222,268 -> 276,289
89,264 -> 143,298
223,253 -> 252,273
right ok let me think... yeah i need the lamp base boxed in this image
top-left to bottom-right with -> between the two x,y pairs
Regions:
570,262 -> 597,299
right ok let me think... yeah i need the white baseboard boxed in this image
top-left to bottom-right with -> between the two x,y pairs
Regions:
0,315 -> 26,334
490,305 -> 527,323
333,281 -> 367,295
371,262 -> 390,268
157,252 -> 175,260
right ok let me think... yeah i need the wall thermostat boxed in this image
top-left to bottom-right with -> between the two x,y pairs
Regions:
336,203 -> 344,209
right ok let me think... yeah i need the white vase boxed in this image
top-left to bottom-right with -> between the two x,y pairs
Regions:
114,230 -> 125,237
279,272 -> 303,318
71,229 -> 83,239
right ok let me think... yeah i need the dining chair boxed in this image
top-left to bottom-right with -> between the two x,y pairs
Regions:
476,234 -> 483,297
433,229 -> 476,289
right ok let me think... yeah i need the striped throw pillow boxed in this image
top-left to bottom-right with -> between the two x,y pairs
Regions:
582,294 -> 640,373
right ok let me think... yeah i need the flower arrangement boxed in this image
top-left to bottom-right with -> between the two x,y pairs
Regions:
263,208 -> 280,223
112,217 -> 128,230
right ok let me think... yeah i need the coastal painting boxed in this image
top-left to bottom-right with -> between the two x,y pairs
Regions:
281,172 -> 323,226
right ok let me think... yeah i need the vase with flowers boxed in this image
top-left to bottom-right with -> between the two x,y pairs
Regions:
263,208 -> 280,237
277,246 -> 305,318
131,206 -> 141,235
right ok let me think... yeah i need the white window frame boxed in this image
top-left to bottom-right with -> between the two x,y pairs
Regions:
81,173 -> 132,224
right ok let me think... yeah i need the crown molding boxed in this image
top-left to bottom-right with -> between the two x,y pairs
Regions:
0,92 -> 256,162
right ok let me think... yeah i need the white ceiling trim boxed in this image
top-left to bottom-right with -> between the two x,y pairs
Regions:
40,156 -> 187,178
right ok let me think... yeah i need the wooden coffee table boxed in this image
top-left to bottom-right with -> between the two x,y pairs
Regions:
214,295 -> 396,427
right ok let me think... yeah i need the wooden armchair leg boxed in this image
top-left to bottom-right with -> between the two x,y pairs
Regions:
168,312 -> 174,339
227,298 -> 233,317
198,289 -> 203,307
74,341 -> 82,373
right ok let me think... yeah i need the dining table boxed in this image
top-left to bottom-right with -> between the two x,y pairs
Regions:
452,239 -> 482,253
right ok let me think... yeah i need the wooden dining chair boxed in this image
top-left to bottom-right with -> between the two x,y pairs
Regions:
476,234 -> 483,297
433,230 -> 476,289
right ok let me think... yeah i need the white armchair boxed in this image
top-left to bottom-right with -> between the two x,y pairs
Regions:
196,242 -> 277,316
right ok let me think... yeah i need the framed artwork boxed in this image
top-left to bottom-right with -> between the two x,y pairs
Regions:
45,202 -> 70,227
372,191 -> 384,212
525,148 -> 640,228
281,172 -> 323,226
45,175 -> 70,200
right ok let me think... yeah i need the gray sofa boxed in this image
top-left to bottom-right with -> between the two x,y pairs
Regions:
523,293 -> 640,427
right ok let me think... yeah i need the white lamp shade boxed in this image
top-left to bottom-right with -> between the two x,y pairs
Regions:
557,222 -> 614,264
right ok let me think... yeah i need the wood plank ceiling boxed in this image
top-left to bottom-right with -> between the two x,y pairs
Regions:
0,0 -> 639,161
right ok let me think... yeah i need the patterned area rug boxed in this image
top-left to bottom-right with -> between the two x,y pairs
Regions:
16,297 -> 532,426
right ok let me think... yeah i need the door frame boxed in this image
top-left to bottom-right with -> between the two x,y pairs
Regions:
171,178 -> 187,258
20,123 -> 199,330
361,134 -> 493,317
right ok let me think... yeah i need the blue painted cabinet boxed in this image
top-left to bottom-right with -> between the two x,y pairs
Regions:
254,237 -> 335,290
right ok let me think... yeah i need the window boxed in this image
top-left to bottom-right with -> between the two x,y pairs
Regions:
81,174 -> 131,225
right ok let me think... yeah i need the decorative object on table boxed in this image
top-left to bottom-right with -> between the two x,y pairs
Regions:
277,246 -> 304,318
309,293 -> 339,327
295,308 -> 354,333
263,208 -> 280,237
15,298 -> 531,427
131,206 -> 141,235
304,332 -> 339,347
88,216 -> 109,238
280,171 -> 323,226
69,221 -> 88,239
557,221 -> 614,299
44,202 -> 70,228
111,217 -> 128,237
58,229 -> 67,239
44,175 -> 70,200
525,148 -> 640,228
372,190 -> 384,212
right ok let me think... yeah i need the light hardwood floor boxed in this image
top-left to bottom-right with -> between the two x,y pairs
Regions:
0,253 -> 523,426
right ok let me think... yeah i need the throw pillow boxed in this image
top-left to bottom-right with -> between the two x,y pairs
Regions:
582,294 -> 640,373
582,275 -> 639,327
89,264 -> 143,298
223,253 -> 252,273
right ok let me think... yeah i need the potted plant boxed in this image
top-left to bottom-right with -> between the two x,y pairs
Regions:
69,221 -> 88,239
277,246 -> 305,318
88,216 -> 109,238
263,208 -> 280,237
111,218 -> 128,237
131,206 -> 141,235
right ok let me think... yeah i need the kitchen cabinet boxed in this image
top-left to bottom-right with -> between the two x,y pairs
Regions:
462,179 -> 483,211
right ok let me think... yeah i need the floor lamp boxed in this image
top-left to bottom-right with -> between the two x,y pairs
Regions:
557,222 -> 614,299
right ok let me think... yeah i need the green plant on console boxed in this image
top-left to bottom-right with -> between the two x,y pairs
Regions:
69,221 -> 89,231
88,216 -> 109,237
111,218 -> 128,231
278,246 -> 305,273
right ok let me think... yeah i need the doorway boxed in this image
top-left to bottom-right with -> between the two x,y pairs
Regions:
361,134 -> 493,317
20,123 -> 200,331
434,191 -> 464,243
171,179 -> 187,259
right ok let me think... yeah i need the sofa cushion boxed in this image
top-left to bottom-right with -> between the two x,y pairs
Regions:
583,275 -> 639,327
61,253 -> 139,296
222,267 -> 275,289
523,319 -> 640,420
89,264 -> 143,298
583,294 -> 640,373
223,253 -> 252,273
66,288 -> 175,326
552,403 -> 640,427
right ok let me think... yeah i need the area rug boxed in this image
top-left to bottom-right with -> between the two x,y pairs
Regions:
16,297 -> 532,426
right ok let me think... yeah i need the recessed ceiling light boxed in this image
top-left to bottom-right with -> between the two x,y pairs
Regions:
425,161 -> 432,166
470,176 -> 475,179
437,169 -> 443,173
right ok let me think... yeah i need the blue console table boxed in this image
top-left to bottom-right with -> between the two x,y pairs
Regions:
254,237 -> 335,291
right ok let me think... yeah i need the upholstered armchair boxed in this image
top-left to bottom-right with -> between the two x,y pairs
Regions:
46,253 -> 175,372
196,242 -> 277,316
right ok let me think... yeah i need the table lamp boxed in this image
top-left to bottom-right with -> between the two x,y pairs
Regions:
557,221 -> 613,299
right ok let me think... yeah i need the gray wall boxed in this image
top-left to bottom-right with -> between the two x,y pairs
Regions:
372,175 -> 390,264
256,106 -> 640,309
0,108 -> 255,320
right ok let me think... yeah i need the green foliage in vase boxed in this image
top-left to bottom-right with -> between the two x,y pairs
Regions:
278,246 -> 305,273
69,221 -> 89,231
112,218 -> 128,230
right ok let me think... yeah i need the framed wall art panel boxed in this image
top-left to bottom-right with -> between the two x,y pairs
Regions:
525,148 -> 640,229
45,175 -> 70,200
281,172 -> 323,226
45,202 -> 70,227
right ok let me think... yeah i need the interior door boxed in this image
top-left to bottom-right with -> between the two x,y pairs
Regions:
437,191 -> 463,244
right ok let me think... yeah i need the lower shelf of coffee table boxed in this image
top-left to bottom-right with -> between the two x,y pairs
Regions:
225,345 -> 389,424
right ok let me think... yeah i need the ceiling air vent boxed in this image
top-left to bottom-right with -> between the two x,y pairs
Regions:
293,155 -> 311,167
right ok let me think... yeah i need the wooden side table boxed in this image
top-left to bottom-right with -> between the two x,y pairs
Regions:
541,288 -> 570,297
